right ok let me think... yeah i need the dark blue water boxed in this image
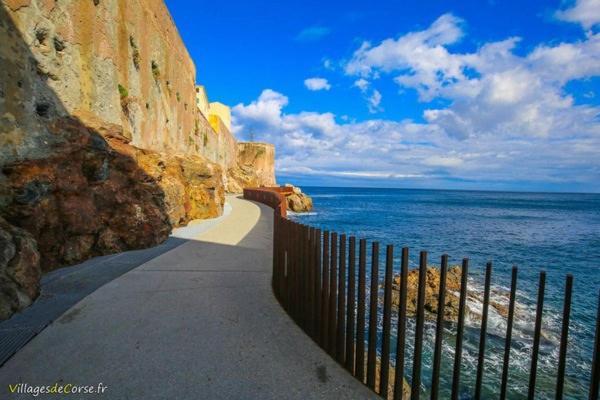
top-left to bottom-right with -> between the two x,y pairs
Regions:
289,187 -> 600,399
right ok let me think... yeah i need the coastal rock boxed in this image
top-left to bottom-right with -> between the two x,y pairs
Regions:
1,116 -> 224,274
135,151 -> 224,226
377,359 -> 411,400
284,184 -> 314,212
0,116 -> 173,272
391,266 -> 510,323
0,217 -> 41,320
358,352 -> 410,399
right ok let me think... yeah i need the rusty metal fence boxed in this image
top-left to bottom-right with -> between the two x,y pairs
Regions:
245,188 -> 600,400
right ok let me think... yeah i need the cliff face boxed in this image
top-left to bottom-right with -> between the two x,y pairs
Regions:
228,143 -> 276,192
0,0 -> 274,319
1,0 -> 198,158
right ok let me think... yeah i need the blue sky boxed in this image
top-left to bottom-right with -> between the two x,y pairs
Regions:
165,0 -> 600,192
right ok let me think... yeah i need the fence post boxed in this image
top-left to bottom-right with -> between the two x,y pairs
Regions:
451,258 -> 469,400
380,245 -> 394,398
305,225 -> 312,332
308,227 -> 315,339
284,219 -> 290,311
356,239 -> 367,383
313,229 -> 322,343
556,274 -> 572,399
337,234 -> 347,364
367,242 -> 379,391
431,254 -> 449,400
474,262 -> 492,400
411,251 -> 428,400
294,223 -> 301,323
394,247 -> 409,400
500,266 -> 518,400
329,232 -> 338,357
272,213 -> 278,298
345,236 -> 357,374
321,231 -> 330,350
527,271 -> 546,399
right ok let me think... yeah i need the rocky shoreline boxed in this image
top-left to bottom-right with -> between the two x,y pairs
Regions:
389,265 -> 511,323
283,184 -> 313,213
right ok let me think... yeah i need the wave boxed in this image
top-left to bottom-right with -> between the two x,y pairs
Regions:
288,211 -> 318,216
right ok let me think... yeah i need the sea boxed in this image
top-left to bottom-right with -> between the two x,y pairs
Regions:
288,187 -> 600,399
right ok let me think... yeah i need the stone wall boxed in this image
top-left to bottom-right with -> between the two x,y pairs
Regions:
1,0 -> 200,158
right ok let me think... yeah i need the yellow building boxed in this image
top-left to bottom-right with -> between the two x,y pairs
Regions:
209,102 -> 231,132
196,84 -> 232,134
195,85 -> 210,119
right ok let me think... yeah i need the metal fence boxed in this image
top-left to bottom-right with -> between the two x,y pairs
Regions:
245,188 -> 600,400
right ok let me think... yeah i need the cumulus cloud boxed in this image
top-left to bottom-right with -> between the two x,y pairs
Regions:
345,13 -> 600,141
304,77 -> 332,91
345,13 -> 466,95
555,0 -> 600,30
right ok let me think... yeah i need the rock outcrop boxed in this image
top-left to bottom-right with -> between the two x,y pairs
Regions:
391,266 -> 510,323
374,356 -> 411,400
227,143 -> 276,193
2,114 -> 224,272
0,216 -> 40,319
284,184 -> 313,212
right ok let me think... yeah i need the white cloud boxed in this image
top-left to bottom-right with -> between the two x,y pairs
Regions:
345,13 -> 466,99
231,8 -> 600,190
231,89 -> 288,135
368,90 -> 383,113
231,89 -> 600,190
344,13 -> 600,141
353,78 -> 370,92
353,79 -> 383,112
555,0 -> 600,30
304,77 -> 332,91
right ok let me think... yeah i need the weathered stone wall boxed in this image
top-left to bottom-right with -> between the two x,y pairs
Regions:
1,0 -> 201,159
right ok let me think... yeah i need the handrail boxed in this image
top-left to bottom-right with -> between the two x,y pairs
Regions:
243,187 -> 287,218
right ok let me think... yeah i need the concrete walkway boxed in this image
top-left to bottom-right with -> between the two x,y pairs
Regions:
1,196 -> 378,399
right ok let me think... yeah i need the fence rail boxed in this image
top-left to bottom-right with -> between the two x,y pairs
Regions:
245,188 -> 600,400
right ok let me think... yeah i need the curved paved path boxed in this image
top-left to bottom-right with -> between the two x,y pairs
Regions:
1,196 -> 378,399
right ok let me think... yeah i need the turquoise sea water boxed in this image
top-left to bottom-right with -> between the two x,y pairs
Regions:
289,187 -> 600,399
